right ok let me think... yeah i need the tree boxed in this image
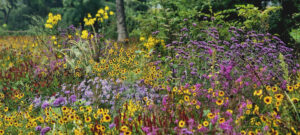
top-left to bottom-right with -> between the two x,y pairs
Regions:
116,0 -> 128,41
0,0 -> 18,24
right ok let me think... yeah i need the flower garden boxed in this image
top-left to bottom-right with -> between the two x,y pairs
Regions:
1,3 -> 300,135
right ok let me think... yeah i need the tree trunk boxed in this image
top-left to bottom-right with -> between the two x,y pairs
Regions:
116,0 -> 128,42
5,9 -> 11,24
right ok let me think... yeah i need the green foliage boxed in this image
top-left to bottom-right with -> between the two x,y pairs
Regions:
290,28 -> 300,43
235,4 -> 281,32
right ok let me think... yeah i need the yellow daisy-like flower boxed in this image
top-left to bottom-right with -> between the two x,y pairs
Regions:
275,94 -> 284,101
61,106 -> 68,113
173,87 -> 178,92
272,86 -> 278,92
248,131 -> 255,135
291,98 -> 299,103
264,96 -> 272,104
0,129 -> 4,135
191,99 -> 197,104
287,85 -> 294,92
266,86 -> 271,91
85,116 -> 92,123
219,118 -> 225,124
203,121 -> 209,127
260,116 -> 267,123
97,108 -> 104,115
4,107 -> 8,112
241,130 -> 246,135
275,101 -> 281,107
86,106 -> 92,113
100,125 -> 105,132
197,124 -> 202,129
216,99 -> 224,105
124,131 -> 132,135
184,96 -> 190,102
120,126 -> 128,132
207,113 -> 214,119
96,125 -> 102,130
80,106 -> 84,112
253,89 -> 263,96
219,91 -> 225,97
178,120 -> 185,128
103,114 -> 111,122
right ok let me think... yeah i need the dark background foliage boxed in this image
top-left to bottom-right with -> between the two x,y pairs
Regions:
0,0 -> 299,51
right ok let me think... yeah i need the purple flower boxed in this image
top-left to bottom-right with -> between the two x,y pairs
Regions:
35,125 -> 42,131
181,128 -> 193,134
41,127 -> 51,135
33,97 -> 41,107
189,62 -> 194,67
109,123 -> 116,128
52,97 -> 66,106
70,95 -> 77,103
142,126 -> 151,133
41,102 -> 49,109
84,91 -> 93,98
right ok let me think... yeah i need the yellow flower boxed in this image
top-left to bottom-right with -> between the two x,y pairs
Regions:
0,130 -> 4,135
275,101 -> 281,107
275,94 -> 284,101
81,30 -> 89,39
241,130 -> 246,135
191,99 -> 197,104
86,106 -> 92,113
98,9 -> 104,14
80,107 -> 84,112
219,118 -> 225,124
104,15 -> 109,19
266,85 -> 271,91
219,91 -> 225,97
253,89 -> 262,96
216,99 -> 224,105
203,121 -> 209,127
291,98 -> 299,103
173,87 -> 178,92
140,37 -> 145,41
124,131 -> 132,135
207,113 -> 214,119
120,126 -> 128,132
184,96 -> 190,102
105,6 -> 109,10
103,114 -> 111,122
287,85 -> 294,92
197,124 -> 202,129
85,116 -> 91,123
4,107 -> 8,112
109,11 -> 114,15
264,96 -> 272,104
272,86 -> 278,92
100,125 -> 105,132
61,106 -> 68,113
178,120 -> 185,128
248,131 -> 255,135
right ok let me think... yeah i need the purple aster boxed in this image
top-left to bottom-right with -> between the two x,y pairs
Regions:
35,125 -> 42,131
40,127 -> 51,135
41,102 -> 49,109
52,97 -> 66,106
70,95 -> 77,103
